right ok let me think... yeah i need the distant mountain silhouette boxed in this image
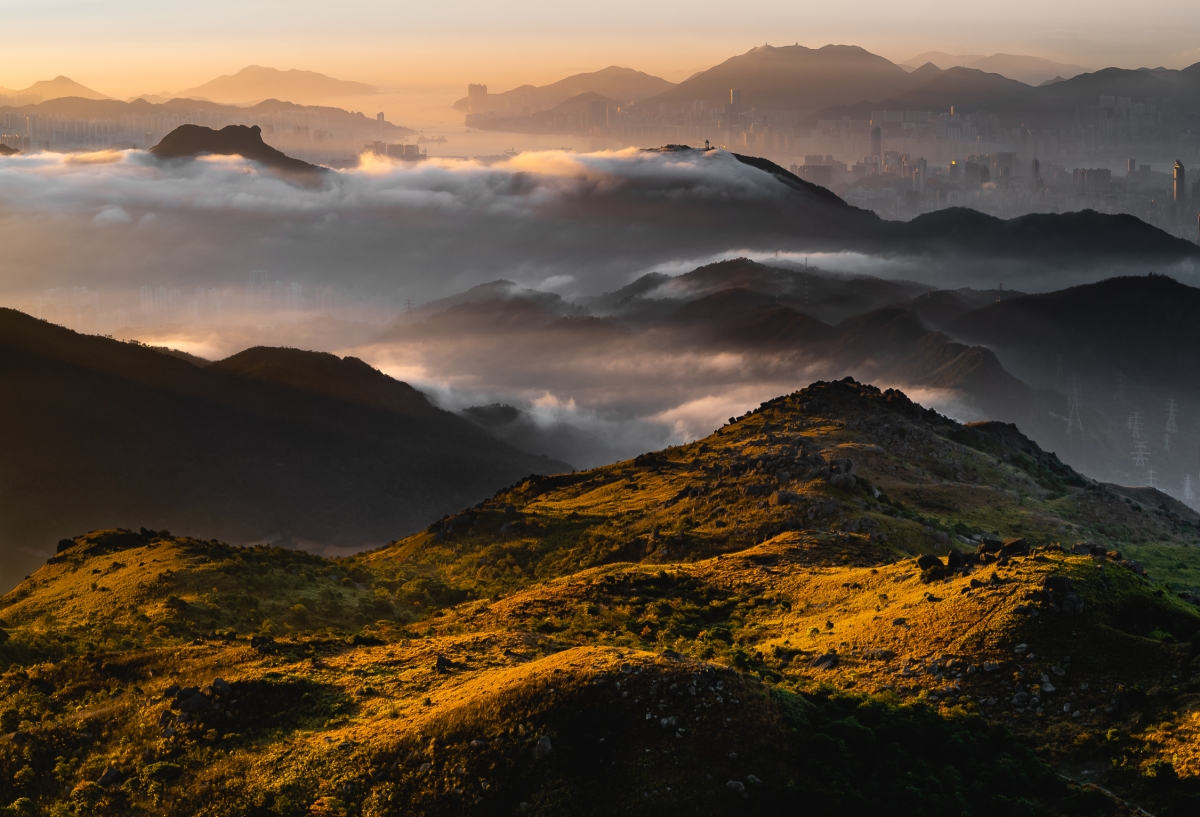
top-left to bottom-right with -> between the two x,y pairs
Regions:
947,274 -> 1200,384
811,67 -> 1031,121
937,273 -> 1200,487
460,403 -> 621,469
0,144 -> 18,156
455,66 -> 674,112
640,44 -> 922,117
0,75 -> 108,102
5,96 -> 411,137
468,91 -> 625,132
177,65 -> 378,103
0,309 -> 567,587
902,52 -> 1089,85
150,124 -> 324,178
725,153 -> 1200,262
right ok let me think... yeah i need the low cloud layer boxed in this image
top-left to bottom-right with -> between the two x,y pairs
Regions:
3,145 -> 1196,472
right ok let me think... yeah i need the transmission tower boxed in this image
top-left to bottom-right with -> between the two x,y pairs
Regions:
1148,468 -> 1157,489
1166,399 -> 1179,433
1129,412 -> 1143,440
1133,441 -> 1149,467
1165,433 -> 1172,454
1185,475 -> 1194,502
1066,376 -> 1084,434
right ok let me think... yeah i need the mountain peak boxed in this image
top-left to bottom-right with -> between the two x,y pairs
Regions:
177,66 -> 378,104
149,124 -> 325,178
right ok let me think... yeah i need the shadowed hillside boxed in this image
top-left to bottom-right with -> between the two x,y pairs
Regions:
0,309 -> 566,586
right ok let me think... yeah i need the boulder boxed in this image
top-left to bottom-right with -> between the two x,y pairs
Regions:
1060,593 -> 1084,615
533,736 -> 552,758
768,490 -> 801,507
1000,538 -> 1028,557
807,652 -> 839,670
1043,575 -> 1073,593
212,678 -> 232,696
178,693 -> 209,714
916,554 -> 943,571
829,472 -> 856,490
726,781 -> 746,793
96,766 -> 121,787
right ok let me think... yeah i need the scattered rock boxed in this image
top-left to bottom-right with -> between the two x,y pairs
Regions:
534,736 -> 552,758
808,652 -> 839,670
726,780 -> 745,793
1060,593 -> 1084,615
212,678 -> 232,696
96,766 -> 121,787
178,693 -> 209,714
916,554 -> 942,570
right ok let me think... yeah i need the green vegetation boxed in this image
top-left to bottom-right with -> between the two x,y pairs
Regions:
1,379 -> 1198,815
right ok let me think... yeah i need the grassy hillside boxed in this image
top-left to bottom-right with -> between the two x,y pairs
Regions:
1,379 -> 1198,816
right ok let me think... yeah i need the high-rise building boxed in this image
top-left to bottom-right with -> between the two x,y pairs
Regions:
1175,160 -> 1187,202
730,88 -> 741,107
467,84 -> 488,112
870,127 -> 882,173
1031,157 -> 1042,190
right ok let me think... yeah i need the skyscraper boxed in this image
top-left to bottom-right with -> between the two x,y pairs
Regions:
467,84 -> 488,112
1175,160 -> 1186,203
870,127 -> 882,173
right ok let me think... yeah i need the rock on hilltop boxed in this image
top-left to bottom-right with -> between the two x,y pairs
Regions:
150,124 -> 324,178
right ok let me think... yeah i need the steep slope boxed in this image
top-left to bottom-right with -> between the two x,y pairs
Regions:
0,309 -> 566,587
150,124 -> 324,178
1,379 -> 1198,815
640,44 -> 921,116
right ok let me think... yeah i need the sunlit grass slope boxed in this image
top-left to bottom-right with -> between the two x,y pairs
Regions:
0,379 -> 1197,816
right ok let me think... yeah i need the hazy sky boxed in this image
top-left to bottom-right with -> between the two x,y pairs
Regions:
2,0 -> 1198,97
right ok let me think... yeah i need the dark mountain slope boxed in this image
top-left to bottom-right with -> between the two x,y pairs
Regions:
641,44 -> 920,116
811,66 -> 1032,121
0,309 -> 565,587
880,207 -> 1200,260
947,273 -> 1200,381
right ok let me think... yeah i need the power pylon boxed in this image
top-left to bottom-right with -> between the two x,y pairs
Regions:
1129,412 -> 1143,440
1165,433 -> 1172,454
1133,441 -> 1149,467
1066,377 -> 1084,431
1166,399 -> 1179,433
1148,468 -> 1157,489
1185,475 -> 1194,502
